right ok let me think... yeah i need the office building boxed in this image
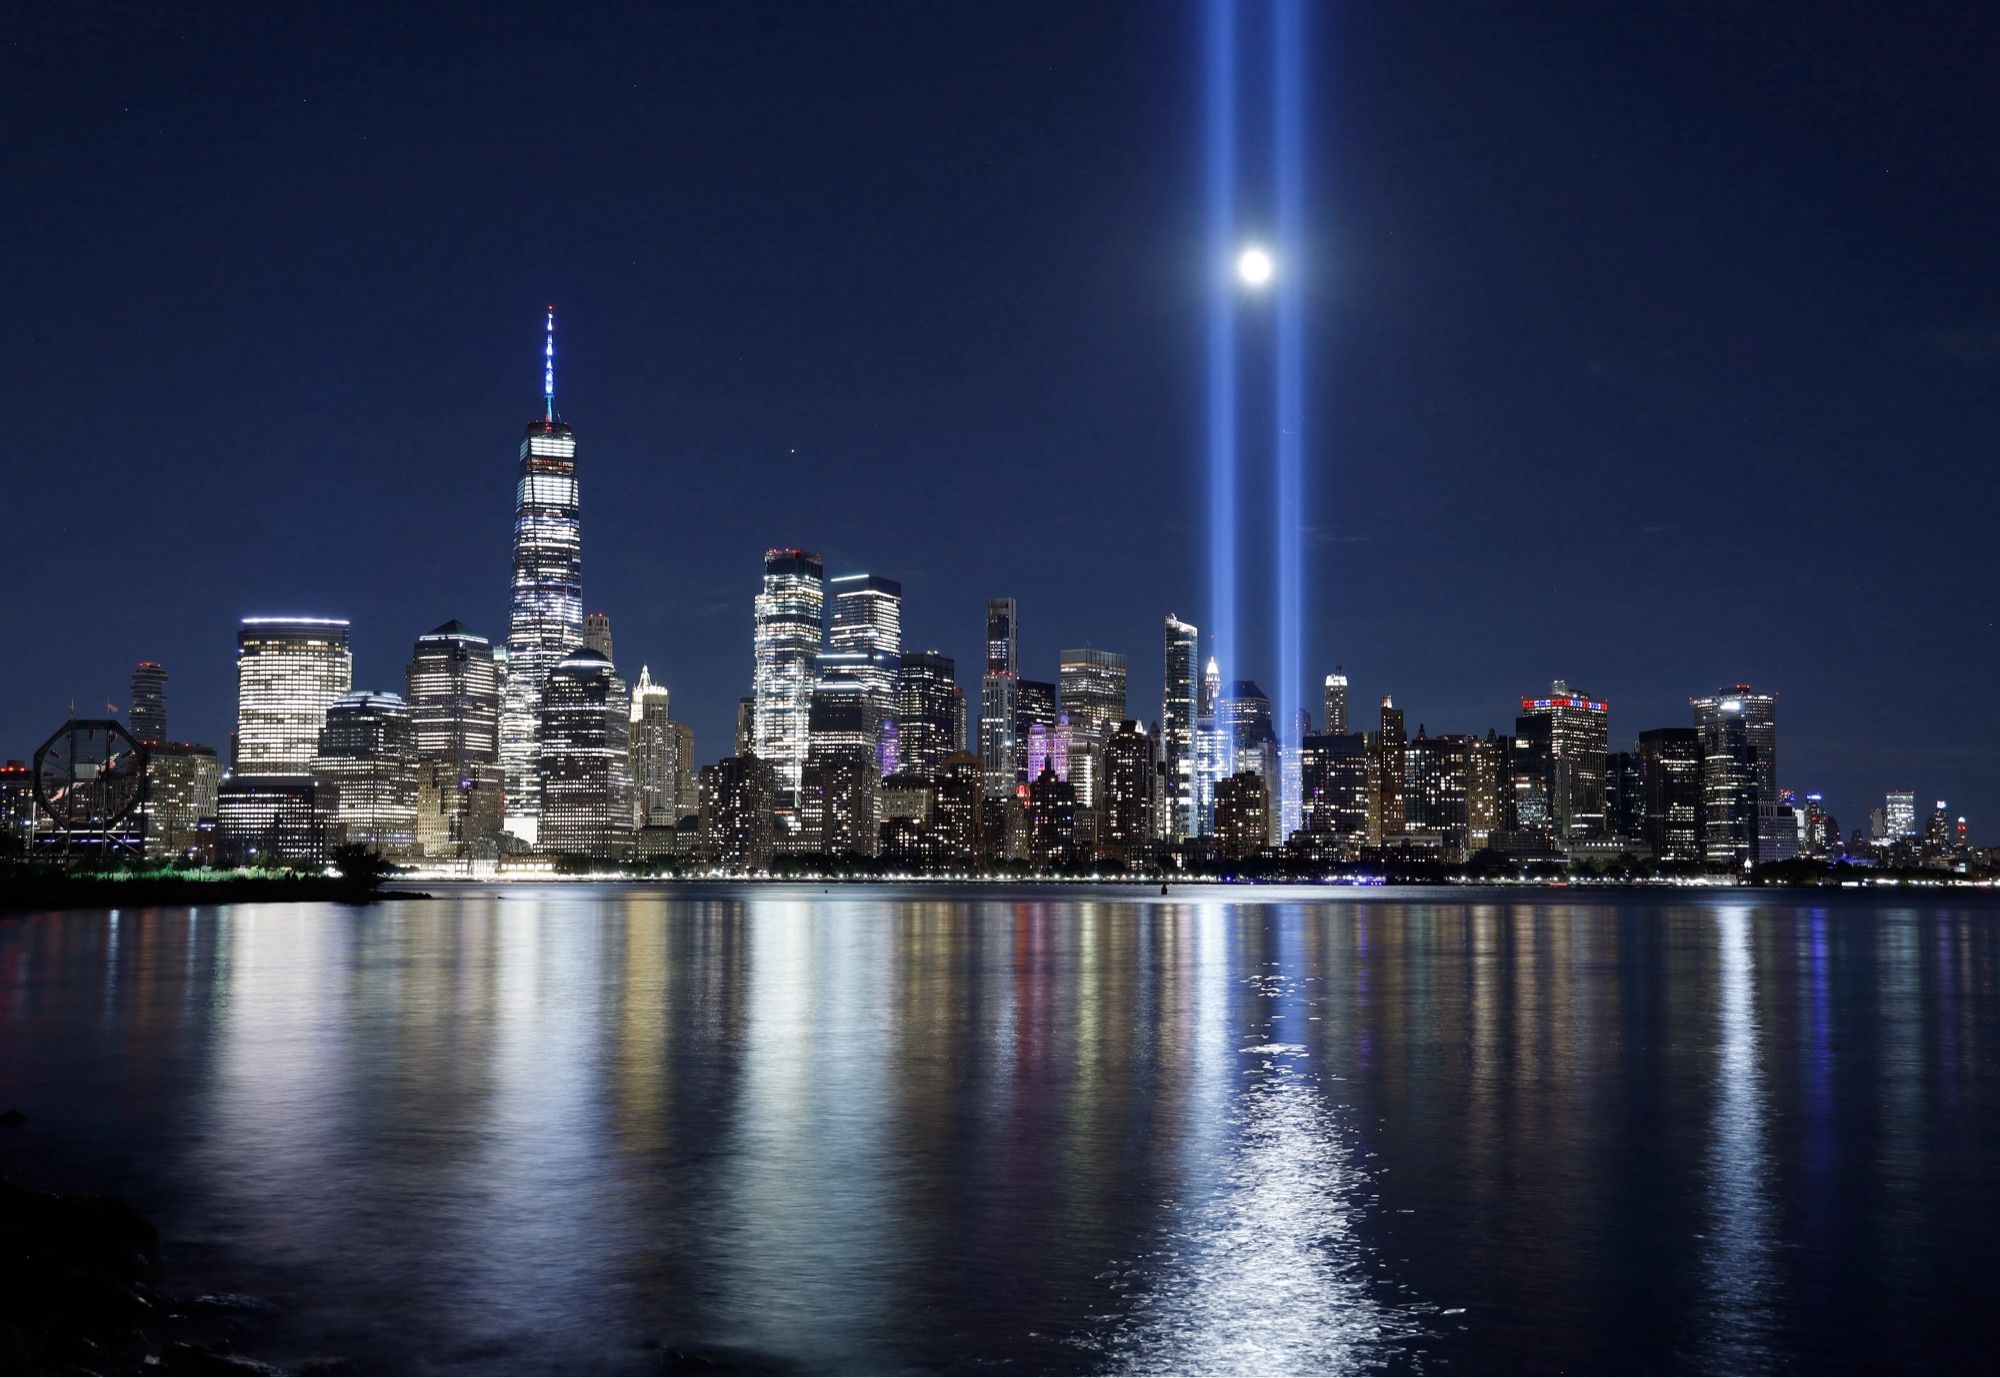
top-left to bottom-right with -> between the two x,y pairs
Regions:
313,690 -> 419,856
1691,685 -> 1778,801
130,662 -> 167,744
1161,615 -> 1198,841
405,620 -> 503,860
629,665 -> 692,828
752,548 -> 826,819
1323,667 -> 1349,736
1605,750 -> 1644,843
144,742 -> 219,859
536,648 -> 633,861
1885,789 -> 1918,840
1517,681 -> 1609,839
582,611 -> 614,660
1058,647 -> 1126,809
499,311 -> 584,845
896,650 -> 961,776
234,617 -> 352,772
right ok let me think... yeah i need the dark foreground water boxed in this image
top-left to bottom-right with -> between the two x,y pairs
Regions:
2,885 -> 1997,1375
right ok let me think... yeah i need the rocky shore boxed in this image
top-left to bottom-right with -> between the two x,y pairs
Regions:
0,1170 -> 338,1376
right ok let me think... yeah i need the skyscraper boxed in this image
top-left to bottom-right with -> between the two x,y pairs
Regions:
1691,685 -> 1778,801
1101,720 -> 1156,863
1161,615 -> 1198,841
500,309 -> 583,845
405,620 -> 503,861
1058,647 -> 1126,809
313,690 -> 418,856
1516,681 -> 1610,839
1194,655 -> 1226,834
828,574 -> 901,700
537,648 -> 633,860
979,598 -> 1020,797
1372,696 -> 1406,846
897,650 -> 961,777
582,611 -> 614,660
1322,667 -> 1349,736
220,616 -> 351,866
1301,732 -> 1369,857
144,743 -> 219,859
752,548 -> 826,820
233,618 -> 353,772
130,662 -> 167,744
629,665 -> 687,829
699,754 -> 776,873
1635,728 -> 1703,863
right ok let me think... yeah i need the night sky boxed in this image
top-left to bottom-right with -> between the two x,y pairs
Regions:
9,3 -> 1997,837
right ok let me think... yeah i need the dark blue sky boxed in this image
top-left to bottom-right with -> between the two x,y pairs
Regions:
9,3 -> 1997,838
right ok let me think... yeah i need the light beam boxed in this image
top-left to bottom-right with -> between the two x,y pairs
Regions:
1274,0 -> 1305,784
1204,0 -> 1238,714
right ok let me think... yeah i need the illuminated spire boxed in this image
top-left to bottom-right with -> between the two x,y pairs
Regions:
543,305 -> 556,423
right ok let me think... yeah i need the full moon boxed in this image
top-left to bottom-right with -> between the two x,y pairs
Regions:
1236,245 -> 1274,286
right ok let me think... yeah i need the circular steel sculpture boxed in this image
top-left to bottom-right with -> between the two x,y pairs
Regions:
32,719 -> 149,852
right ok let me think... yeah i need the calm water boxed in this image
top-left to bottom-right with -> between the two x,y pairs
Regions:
2,885 -> 1997,1375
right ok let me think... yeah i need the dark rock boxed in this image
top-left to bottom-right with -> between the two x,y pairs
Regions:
0,1108 -> 26,1128
192,1293 -> 279,1315
298,1359 -> 358,1376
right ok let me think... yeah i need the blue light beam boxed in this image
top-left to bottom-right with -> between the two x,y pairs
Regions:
1204,0 -> 1238,705
1274,0 -> 1305,762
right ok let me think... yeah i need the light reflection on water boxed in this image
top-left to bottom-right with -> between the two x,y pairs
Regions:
3,885 -> 1999,1375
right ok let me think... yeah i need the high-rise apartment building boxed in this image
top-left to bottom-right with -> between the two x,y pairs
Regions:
500,310 -> 583,845
1516,681 -> 1609,839
1406,731 -> 1473,858
1215,771 -> 1270,860
313,690 -> 419,856
1372,696 -> 1406,846
1101,721 -> 1155,862
1322,667 -> 1349,736
405,620 -> 503,860
979,598 -> 1020,797
752,548 -> 826,819
1161,615 -> 1198,841
130,662 -> 167,744
699,754 -> 776,873
1301,732 -> 1369,856
536,648 -> 633,860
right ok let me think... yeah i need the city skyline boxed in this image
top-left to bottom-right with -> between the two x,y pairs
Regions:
7,5 -> 1996,833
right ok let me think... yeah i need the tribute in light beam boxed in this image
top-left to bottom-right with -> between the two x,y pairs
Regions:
1204,0 -> 1239,746
1273,0 -> 1306,827
1238,245 -> 1274,287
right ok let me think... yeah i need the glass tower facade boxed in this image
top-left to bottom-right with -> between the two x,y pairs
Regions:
313,690 -> 419,856
752,548 -> 826,818
1058,647 -> 1126,810
234,618 -> 353,772
130,661 -> 167,744
1161,616 -> 1198,841
406,619 -> 503,860
896,650 -> 961,778
979,598 -> 1020,798
500,311 -> 582,845
1517,681 -> 1610,839
537,648 -> 633,860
